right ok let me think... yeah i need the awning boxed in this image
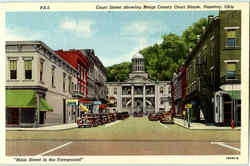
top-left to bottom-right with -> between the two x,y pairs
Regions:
6,89 -> 36,108
40,98 -> 53,112
93,101 -> 101,105
226,90 -> 241,100
99,104 -> 106,109
79,98 -> 93,104
80,103 -> 88,112
6,89 -> 53,112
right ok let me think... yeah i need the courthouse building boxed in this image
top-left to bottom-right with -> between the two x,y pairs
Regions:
105,53 -> 171,114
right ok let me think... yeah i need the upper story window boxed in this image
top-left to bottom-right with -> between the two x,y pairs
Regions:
63,72 -> 66,92
225,28 -> 238,48
160,87 -> 164,94
210,47 -> 214,57
40,60 -> 44,82
197,53 -> 201,65
193,60 -> 196,74
114,87 -> 117,95
52,66 -> 56,88
9,60 -> 17,80
68,76 -> 72,93
226,38 -> 236,47
24,60 -> 32,80
224,60 -> 239,79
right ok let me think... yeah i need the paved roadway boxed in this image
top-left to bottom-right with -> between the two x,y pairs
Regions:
6,117 -> 240,156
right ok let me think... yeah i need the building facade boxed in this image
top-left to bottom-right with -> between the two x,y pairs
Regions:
6,41 -> 79,127
171,11 -> 241,126
81,49 -> 108,103
55,49 -> 88,99
106,53 -> 171,114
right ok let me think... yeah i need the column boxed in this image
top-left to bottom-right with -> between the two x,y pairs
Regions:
143,85 -> 146,113
155,85 -> 158,113
131,85 -> 134,114
118,86 -> 122,112
19,108 -> 21,126
35,93 -> 40,127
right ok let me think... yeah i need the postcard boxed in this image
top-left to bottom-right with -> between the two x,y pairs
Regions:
1,1 -> 249,165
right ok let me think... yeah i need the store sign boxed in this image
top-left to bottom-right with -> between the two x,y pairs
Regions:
185,104 -> 192,109
93,101 -> 101,105
66,99 -> 78,106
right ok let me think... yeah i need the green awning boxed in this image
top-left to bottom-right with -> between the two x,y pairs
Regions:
6,89 -> 53,112
40,98 -> 53,112
226,90 -> 241,100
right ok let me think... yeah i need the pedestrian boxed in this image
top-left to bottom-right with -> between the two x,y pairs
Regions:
183,110 -> 186,120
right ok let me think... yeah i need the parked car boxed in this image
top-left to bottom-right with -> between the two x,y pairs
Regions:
133,111 -> 143,117
160,113 -> 174,124
148,112 -> 164,121
117,112 -> 129,120
77,113 -> 99,128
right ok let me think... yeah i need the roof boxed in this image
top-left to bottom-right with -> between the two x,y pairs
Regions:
132,52 -> 144,59
55,49 -> 88,70
6,41 -> 78,73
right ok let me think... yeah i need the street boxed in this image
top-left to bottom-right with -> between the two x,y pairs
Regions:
6,117 -> 240,156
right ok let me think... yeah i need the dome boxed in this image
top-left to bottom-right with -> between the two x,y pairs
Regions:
132,52 -> 144,59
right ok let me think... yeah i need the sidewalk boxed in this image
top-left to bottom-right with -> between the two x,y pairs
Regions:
6,123 -> 77,131
173,118 -> 241,130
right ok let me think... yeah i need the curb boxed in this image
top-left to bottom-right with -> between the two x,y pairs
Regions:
173,119 -> 241,130
6,124 -> 78,131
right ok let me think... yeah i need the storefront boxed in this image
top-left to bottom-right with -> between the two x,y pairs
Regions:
6,89 -> 53,127
214,90 -> 241,126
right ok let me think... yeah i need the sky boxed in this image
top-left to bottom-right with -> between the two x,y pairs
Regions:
6,11 -> 218,67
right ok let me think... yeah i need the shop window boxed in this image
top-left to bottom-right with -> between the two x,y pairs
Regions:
24,60 -> 32,79
9,60 -> 17,80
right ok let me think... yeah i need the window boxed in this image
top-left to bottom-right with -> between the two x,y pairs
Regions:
160,87 -> 164,94
81,67 -> 83,80
9,60 -> 17,80
197,53 -> 201,65
210,68 -> 215,87
24,60 -> 32,79
210,47 -> 214,57
68,76 -> 72,93
40,61 -> 44,82
226,62 -> 237,79
114,87 -> 117,95
63,73 -> 66,92
51,66 -> 55,88
226,30 -> 236,47
193,60 -> 196,73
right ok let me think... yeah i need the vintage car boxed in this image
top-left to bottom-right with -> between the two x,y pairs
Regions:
133,111 -> 143,117
108,113 -> 116,122
148,112 -> 163,121
160,113 -> 174,124
77,113 -> 99,128
99,113 -> 109,124
116,112 -> 129,120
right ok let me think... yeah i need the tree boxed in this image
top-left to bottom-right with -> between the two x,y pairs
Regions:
105,18 -> 208,82
182,18 -> 208,51
106,62 -> 132,82
140,33 -> 186,81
